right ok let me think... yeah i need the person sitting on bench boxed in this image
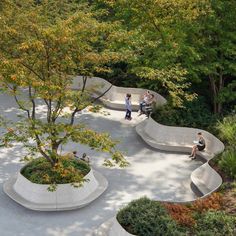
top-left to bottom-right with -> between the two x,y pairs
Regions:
139,91 -> 150,115
145,94 -> 155,118
189,132 -> 206,160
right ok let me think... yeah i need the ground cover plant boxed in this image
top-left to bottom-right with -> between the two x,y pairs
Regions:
117,195 -> 236,236
21,156 -> 90,186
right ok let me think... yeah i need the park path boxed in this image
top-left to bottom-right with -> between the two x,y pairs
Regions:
0,92 -> 202,236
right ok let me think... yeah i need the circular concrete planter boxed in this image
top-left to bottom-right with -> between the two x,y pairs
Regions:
4,168 -> 108,211
94,217 -> 136,236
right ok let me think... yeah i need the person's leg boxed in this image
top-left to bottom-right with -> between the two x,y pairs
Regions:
139,102 -> 143,112
127,110 -> 131,119
140,101 -> 145,113
190,145 -> 196,157
191,146 -> 197,159
125,109 -> 129,119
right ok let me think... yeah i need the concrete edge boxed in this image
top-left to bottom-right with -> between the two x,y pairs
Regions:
3,170 -> 108,211
93,217 -> 136,236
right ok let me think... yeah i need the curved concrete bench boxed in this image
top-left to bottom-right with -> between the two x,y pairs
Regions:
191,163 -> 222,197
136,117 -> 224,197
94,217 -> 136,236
71,76 -> 167,110
136,117 -> 224,161
3,168 -> 108,211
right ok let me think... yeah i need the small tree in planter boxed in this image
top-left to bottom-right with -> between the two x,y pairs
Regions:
0,0 -> 128,189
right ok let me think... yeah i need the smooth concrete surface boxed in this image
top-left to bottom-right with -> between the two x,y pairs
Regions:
108,217 -> 136,236
4,169 -> 108,211
94,217 -> 136,236
191,163 -> 222,196
71,76 -> 167,110
0,91 -> 202,236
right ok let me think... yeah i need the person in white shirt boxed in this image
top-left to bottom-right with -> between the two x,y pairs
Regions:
139,91 -> 150,115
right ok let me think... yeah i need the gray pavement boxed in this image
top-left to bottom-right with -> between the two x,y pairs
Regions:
0,92 -> 202,236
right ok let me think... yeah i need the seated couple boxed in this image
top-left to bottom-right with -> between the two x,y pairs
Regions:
139,91 -> 155,116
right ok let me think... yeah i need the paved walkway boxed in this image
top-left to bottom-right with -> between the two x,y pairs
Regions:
0,92 -> 202,236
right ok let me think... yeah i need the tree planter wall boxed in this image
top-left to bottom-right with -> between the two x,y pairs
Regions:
4,168 -> 108,211
94,217 -> 136,236
109,217 -> 136,236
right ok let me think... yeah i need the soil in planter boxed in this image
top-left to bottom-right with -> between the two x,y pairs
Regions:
21,157 -> 90,184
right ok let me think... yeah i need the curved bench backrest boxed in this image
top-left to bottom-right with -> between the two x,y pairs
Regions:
72,76 -> 167,106
145,118 -> 224,155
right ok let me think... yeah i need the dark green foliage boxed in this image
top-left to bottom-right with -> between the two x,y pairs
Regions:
214,114 -> 236,180
152,97 -> 219,132
117,197 -> 182,236
21,157 -> 90,184
196,210 -> 236,236
216,115 -> 236,146
218,149 -> 236,180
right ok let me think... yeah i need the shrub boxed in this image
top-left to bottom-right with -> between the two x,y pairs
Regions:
191,193 -> 223,213
117,198 -> 182,236
152,97 -> 219,132
163,203 -> 196,227
21,156 -> 90,185
196,210 -> 236,236
216,115 -> 236,146
218,148 -> 236,179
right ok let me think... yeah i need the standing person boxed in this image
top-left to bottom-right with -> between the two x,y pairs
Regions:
139,91 -> 150,115
189,132 -> 206,160
125,93 -> 132,120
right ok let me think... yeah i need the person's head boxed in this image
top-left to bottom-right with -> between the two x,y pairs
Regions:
127,93 -> 131,98
82,153 -> 86,158
197,132 -> 202,137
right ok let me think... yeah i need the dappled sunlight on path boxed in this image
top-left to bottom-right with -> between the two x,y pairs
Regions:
0,92 -> 202,236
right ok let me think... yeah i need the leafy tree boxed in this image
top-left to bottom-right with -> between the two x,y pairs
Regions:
91,0 -> 212,107
185,0 -> 236,113
0,0 -> 128,181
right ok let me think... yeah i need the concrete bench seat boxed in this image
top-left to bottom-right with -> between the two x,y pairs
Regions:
136,117 -> 224,161
71,76 -> 167,111
191,163 -> 222,196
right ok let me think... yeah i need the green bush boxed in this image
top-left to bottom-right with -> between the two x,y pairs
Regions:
21,157 -> 90,184
196,210 -> 236,236
218,148 -> 236,179
216,115 -> 236,146
117,198 -> 183,236
152,97 -> 219,132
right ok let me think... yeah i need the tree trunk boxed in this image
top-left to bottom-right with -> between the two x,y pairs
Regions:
82,76 -> 87,93
209,75 -> 217,113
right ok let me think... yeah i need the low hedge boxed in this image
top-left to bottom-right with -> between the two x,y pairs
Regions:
117,198 -> 183,236
117,197 -> 236,236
